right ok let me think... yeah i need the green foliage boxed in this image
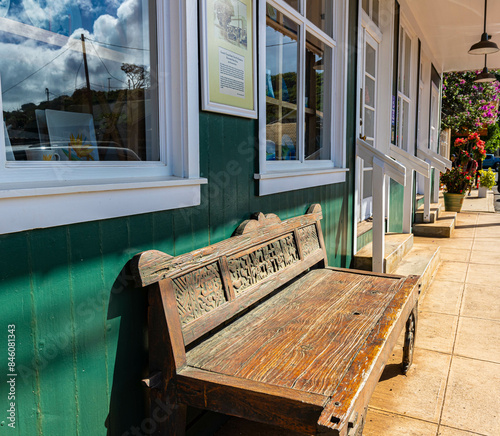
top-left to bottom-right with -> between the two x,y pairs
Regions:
440,166 -> 474,194
485,122 -> 500,153
478,168 -> 496,189
441,71 -> 500,133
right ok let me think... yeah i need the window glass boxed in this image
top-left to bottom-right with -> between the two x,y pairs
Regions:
283,0 -> 300,12
403,33 -> 412,96
305,31 -> 331,160
266,6 -> 298,161
372,0 -> 379,27
362,0 -> 369,14
306,0 -> 333,38
1,0 -> 158,162
365,43 -> 376,78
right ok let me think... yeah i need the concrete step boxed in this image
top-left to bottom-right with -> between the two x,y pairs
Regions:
352,233 -> 414,274
412,211 -> 457,238
393,244 -> 441,296
414,202 -> 442,224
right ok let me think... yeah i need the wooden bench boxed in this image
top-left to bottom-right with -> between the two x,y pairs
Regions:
130,204 -> 419,436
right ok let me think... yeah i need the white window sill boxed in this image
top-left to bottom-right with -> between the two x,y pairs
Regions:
0,177 -> 207,235
255,168 -> 348,196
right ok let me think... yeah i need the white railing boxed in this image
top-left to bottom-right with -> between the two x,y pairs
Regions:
417,148 -> 452,222
357,138 -> 406,273
390,145 -> 431,233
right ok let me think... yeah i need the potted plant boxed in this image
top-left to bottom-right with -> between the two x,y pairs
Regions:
440,166 -> 474,211
478,168 -> 496,197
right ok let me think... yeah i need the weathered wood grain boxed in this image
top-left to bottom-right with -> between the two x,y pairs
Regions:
130,209 -> 323,287
186,269 -> 405,396
138,204 -> 420,435
177,367 -> 329,435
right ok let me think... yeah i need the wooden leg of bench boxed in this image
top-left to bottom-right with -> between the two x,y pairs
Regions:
402,302 -> 418,375
149,393 -> 187,436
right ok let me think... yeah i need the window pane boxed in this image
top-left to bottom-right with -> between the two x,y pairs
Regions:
403,99 -> 410,150
283,0 -> 300,12
266,5 -> 298,161
404,33 -> 412,96
1,0 -> 157,162
365,77 -> 375,109
372,0 -> 379,26
362,0 -> 370,14
362,168 -> 373,199
364,108 -> 375,139
305,31 -> 331,161
306,0 -> 333,38
365,43 -> 376,78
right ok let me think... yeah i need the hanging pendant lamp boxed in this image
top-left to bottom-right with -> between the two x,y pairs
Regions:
474,55 -> 496,82
469,0 -> 499,55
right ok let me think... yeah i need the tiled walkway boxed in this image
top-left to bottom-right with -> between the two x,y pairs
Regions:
214,191 -> 500,436
364,192 -> 500,436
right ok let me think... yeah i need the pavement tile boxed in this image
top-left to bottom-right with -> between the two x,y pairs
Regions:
461,284 -> 500,321
214,417 -> 303,436
454,317 -> 500,364
420,280 -> 464,316
441,357 -> 500,435
416,312 -> 458,354
466,263 -> 500,286
363,409 -> 438,436
439,248 -> 470,263
422,238 -> 474,250
471,238 -> 500,252
437,426 -> 484,435
469,249 -> 500,265
433,261 -> 468,283
370,348 -> 450,423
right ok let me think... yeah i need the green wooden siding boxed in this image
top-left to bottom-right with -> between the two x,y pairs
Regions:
0,117 -> 356,436
0,1 -> 360,434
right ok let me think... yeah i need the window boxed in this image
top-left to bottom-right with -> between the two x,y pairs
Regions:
396,25 -> 413,151
257,0 -> 347,196
362,0 -> 379,27
0,1 -> 205,234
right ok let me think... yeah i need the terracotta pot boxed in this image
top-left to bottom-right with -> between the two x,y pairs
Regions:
443,192 -> 465,212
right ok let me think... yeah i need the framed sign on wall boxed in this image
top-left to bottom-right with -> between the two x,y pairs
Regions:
200,0 -> 257,118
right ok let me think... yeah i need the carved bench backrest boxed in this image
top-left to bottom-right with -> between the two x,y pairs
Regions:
131,204 -> 326,346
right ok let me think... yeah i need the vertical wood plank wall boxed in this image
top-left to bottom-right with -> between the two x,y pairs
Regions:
0,117 -> 355,436
0,2 -> 360,434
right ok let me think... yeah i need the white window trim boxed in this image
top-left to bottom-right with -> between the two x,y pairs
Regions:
396,17 -> 417,153
0,0 -> 206,235
255,0 -> 348,196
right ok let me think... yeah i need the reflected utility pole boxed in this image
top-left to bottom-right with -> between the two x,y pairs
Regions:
81,34 -> 93,115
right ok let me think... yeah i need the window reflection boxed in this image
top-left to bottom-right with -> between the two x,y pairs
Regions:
0,0 -> 158,162
265,6 -> 298,161
305,31 -> 331,160
306,0 -> 333,37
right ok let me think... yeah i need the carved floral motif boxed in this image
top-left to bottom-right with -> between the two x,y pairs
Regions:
298,225 -> 320,257
173,262 -> 226,325
228,234 -> 299,294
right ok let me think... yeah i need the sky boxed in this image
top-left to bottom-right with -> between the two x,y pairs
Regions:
0,0 -> 151,111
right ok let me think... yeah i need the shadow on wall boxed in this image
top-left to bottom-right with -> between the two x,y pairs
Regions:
105,265 -> 149,435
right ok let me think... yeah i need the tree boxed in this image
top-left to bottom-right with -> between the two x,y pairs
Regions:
441,70 -> 500,134
121,63 -> 149,89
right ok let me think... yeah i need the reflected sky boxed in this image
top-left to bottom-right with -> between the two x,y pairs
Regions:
0,0 -> 151,110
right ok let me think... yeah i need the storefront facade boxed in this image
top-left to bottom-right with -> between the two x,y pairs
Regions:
0,0 -> 489,434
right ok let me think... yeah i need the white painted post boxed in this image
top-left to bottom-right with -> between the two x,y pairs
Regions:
424,159 -> 432,222
402,169 -> 413,233
432,168 -> 440,203
372,157 -> 386,273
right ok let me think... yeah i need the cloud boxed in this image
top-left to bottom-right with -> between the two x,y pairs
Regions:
0,0 -> 151,111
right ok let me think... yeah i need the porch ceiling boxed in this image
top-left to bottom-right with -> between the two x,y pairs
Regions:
403,0 -> 500,73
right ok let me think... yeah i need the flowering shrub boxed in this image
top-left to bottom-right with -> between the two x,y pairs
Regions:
440,166 -> 474,194
478,168 -> 496,189
441,71 -> 500,133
